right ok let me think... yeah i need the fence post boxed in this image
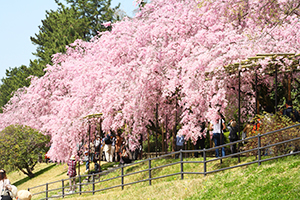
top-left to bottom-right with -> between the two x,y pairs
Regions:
180,149 -> 184,180
238,140 -> 241,163
62,179 -> 64,198
203,149 -> 206,177
148,159 -> 152,186
92,174 -> 95,195
79,175 -> 82,195
121,166 -> 124,190
46,183 -> 48,200
258,134 -> 261,166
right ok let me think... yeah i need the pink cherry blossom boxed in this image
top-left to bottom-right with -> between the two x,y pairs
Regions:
0,0 -> 299,161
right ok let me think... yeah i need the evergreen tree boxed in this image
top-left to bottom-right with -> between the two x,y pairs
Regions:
0,66 -> 32,112
62,0 -> 120,39
30,5 -> 88,66
0,0 -> 120,111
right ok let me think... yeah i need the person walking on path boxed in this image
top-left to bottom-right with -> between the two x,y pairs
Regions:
67,155 -> 77,194
194,121 -> 206,158
175,135 -> 185,159
111,135 -> 116,162
210,115 -> 226,158
227,120 -> 239,154
104,132 -> 113,162
82,151 -> 90,173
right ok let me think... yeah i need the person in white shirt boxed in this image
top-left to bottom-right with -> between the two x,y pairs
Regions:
0,169 -> 12,200
209,115 -> 226,158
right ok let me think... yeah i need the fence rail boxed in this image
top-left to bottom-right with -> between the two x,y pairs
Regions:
28,124 -> 300,200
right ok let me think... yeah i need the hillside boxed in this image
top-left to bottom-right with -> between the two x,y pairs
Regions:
9,155 -> 300,200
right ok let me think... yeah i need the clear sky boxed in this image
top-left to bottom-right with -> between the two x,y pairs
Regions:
0,0 -> 137,81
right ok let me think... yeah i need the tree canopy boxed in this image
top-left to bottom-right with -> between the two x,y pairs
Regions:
0,125 -> 50,178
0,0 -> 121,111
30,0 -> 120,66
0,0 -> 299,161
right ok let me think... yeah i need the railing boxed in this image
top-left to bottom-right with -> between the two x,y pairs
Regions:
28,124 -> 300,200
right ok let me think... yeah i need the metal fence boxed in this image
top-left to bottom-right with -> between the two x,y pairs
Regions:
28,123 -> 300,200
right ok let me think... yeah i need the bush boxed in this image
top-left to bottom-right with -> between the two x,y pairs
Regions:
0,124 -> 50,178
244,113 -> 300,156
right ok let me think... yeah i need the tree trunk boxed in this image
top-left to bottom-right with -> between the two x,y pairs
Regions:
18,167 -> 35,178
172,128 -> 176,152
26,167 -> 35,178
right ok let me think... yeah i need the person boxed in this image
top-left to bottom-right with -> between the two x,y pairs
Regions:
119,148 -> 131,165
101,137 -> 106,161
115,135 -> 123,162
283,100 -> 300,122
93,156 -> 100,173
90,139 -> 95,164
10,185 -> 17,200
67,155 -> 77,194
94,135 -> 102,171
82,151 -> 90,173
0,169 -> 12,200
175,134 -> 185,159
210,115 -> 226,158
194,121 -> 206,158
227,120 -> 239,154
111,135 -> 116,162
16,190 -> 32,200
242,123 -> 251,142
45,152 -> 50,164
94,135 -> 101,156
104,132 -> 113,162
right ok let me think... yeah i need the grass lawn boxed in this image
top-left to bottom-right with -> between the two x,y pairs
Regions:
8,155 -> 300,200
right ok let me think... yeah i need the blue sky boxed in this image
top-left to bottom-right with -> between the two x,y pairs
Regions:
0,0 -> 137,81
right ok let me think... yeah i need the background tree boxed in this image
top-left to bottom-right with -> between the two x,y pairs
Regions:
62,0 -> 121,38
0,125 -> 50,178
0,0 -> 299,161
0,66 -> 31,113
30,5 -> 88,68
0,0 -> 121,111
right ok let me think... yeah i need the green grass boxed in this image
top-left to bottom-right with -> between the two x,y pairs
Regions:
8,155 -> 300,200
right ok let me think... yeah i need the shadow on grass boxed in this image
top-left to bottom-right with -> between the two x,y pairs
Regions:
101,162 -> 118,171
12,164 -> 56,187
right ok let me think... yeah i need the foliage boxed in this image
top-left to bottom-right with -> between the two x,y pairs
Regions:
31,0 -> 120,66
61,0 -> 121,38
0,0 -> 300,161
0,66 -> 31,113
0,0 -> 121,112
30,6 -> 88,67
0,125 -> 50,178
244,113 -> 300,156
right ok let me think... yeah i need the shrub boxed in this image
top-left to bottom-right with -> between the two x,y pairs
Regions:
244,113 -> 300,156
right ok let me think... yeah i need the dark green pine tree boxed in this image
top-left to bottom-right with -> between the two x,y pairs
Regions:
0,0 -> 120,112
0,65 -> 33,112
30,4 -> 88,67
61,0 -> 120,39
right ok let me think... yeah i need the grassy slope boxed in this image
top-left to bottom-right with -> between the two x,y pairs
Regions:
9,155 -> 300,200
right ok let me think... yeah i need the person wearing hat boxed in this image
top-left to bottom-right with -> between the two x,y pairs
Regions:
0,169 -> 12,200
16,190 -> 32,200
67,155 -> 77,194
82,150 -> 90,173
